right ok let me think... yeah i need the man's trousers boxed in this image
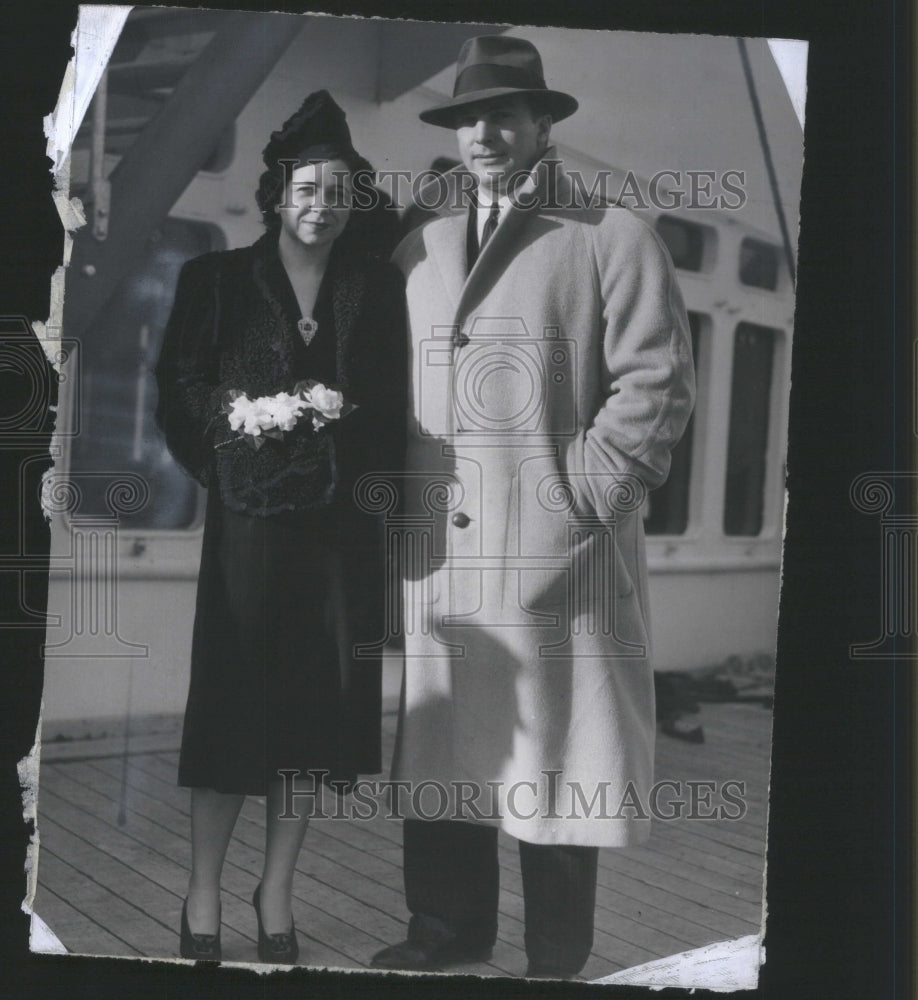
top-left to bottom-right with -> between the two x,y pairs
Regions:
403,818 -> 599,975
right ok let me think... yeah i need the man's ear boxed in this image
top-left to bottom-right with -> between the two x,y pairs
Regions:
537,115 -> 553,150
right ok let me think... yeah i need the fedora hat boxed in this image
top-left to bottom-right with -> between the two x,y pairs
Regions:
419,36 -> 578,128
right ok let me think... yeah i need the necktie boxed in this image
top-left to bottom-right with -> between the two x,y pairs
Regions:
479,201 -> 500,254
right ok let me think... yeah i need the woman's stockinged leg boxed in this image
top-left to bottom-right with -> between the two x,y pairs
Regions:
186,787 -> 245,933
259,777 -> 311,935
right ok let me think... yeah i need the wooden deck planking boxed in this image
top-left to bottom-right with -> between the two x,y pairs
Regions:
33,856 -> 143,958
44,754 -> 525,976
34,701 -> 770,978
37,764 -> 760,976
36,771 -> 361,968
35,825 -> 185,958
39,761 -> 421,971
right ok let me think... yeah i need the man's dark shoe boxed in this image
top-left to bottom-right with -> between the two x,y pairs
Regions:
525,964 -> 577,980
371,937 -> 492,971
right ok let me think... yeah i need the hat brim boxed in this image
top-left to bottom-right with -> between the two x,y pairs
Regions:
419,88 -> 578,128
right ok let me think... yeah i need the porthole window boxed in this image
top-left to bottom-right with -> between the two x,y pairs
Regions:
723,323 -> 778,536
644,312 -> 704,536
67,219 -> 225,529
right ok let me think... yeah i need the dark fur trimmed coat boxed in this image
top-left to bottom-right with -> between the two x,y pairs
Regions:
154,232 -> 406,785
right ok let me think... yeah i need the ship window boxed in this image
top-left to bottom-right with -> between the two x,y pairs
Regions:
67,218 -> 224,529
644,312 -> 703,536
654,216 -> 710,272
723,323 -> 777,536
739,237 -> 780,290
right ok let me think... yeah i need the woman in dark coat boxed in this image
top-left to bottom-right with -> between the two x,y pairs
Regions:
154,91 -> 405,964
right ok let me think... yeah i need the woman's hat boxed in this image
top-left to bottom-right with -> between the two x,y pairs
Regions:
419,36 -> 578,128
262,89 -> 358,165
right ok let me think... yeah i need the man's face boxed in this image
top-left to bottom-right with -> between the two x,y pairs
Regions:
454,96 -> 551,195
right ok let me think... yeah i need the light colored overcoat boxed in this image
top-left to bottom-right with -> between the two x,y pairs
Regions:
389,152 -> 695,846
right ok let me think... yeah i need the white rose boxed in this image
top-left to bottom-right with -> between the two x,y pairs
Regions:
305,384 -> 344,421
265,392 -> 307,432
244,397 -> 276,435
227,394 -> 254,432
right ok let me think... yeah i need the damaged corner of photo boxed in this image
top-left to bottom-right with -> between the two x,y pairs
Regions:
27,4 -> 806,988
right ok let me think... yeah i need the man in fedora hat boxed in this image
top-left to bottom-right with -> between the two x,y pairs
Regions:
372,35 -> 695,978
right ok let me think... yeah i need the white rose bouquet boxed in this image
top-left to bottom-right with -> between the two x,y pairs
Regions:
221,380 -> 355,450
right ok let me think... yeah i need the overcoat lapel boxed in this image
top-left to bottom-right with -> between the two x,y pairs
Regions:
457,197 -> 537,320
250,236 -> 298,374
451,153 -> 566,322
425,211 -> 469,317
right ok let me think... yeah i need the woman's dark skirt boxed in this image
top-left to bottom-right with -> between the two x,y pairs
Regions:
178,489 -> 383,796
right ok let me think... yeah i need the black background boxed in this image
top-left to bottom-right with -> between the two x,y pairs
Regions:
0,1 -> 913,998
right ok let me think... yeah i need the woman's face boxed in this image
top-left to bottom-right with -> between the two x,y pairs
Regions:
277,158 -> 352,249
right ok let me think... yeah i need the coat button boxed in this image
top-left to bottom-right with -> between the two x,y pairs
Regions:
451,512 -> 471,528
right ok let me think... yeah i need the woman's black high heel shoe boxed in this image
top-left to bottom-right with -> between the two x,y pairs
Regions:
253,884 -> 299,964
180,899 -> 222,961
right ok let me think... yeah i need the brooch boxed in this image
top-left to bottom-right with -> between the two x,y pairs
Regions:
297,316 -> 318,345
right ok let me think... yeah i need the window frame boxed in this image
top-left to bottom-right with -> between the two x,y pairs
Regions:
654,215 -> 719,274
645,221 -> 793,574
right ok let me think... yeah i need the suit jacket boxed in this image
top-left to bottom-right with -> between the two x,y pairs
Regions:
389,151 -> 695,846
